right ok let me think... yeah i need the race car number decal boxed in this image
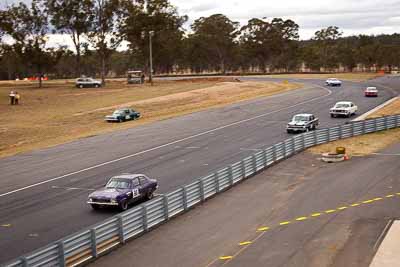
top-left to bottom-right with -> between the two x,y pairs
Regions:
133,188 -> 139,196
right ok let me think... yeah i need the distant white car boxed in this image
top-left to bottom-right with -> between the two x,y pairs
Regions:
330,101 -> 358,118
76,77 -> 102,88
325,78 -> 342,87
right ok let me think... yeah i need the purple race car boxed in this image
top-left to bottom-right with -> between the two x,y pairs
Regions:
87,174 -> 158,211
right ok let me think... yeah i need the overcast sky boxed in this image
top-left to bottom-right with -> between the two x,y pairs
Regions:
171,0 -> 400,39
3,0 -> 400,48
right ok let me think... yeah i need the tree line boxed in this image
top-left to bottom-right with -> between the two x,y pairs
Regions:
1,0 -> 400,86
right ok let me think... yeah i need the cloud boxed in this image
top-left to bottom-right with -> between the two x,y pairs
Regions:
3,0 -> 400,40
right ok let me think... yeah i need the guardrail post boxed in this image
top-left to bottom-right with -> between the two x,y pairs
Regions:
182,186 -> 188,211
163,195 -> 169,220
339,125 -> 343,139
214,172 -> 220,192
241,160 -> 246,178
362,120 -> 366,134
21,257 -> 28,267
90,229 -> 98,258
290,138 -> 295,155
397,115 -> 400,127
374,118 -> 378,132
272,144 -> 277,161
262,149 -> 267,168
142,205 -> 148,232
252,155 -> 257,173
282,142 -> 287,159
229,165 -> 234,186
313,130 -> 317,145
117,215 -> 125,244
385,116 -> 388,130
199,178 -> 205,202
58,241 -> 66,267
302,133 -> 306,149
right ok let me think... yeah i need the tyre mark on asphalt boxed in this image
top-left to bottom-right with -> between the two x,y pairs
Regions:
208,192 -> 400,266
0,85 -> 332,198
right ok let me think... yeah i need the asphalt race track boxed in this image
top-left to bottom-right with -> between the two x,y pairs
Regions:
0,76 -> 398,263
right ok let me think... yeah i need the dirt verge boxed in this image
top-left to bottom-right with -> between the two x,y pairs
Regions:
308,98 -> 400,156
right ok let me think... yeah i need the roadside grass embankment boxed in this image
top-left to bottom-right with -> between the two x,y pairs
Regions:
0,78 -> 300,158
266,72 -> 381,82
308,98 -> 400,156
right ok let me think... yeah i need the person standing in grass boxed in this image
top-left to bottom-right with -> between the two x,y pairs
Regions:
9,91 -> 16,105
15,92 -> 20,105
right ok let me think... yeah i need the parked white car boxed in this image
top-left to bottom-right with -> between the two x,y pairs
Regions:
330,101 -> 358,118
325,78 -> 342,87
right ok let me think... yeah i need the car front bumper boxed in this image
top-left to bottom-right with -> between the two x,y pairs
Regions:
87,201 -> 119,206
287,127 -> 307,132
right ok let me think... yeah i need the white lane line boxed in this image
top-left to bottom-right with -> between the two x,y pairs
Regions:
0,85 -> 331,198
51,186 -> 95,191
185,146 -> 200,149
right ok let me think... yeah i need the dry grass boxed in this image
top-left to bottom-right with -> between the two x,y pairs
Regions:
308,128 -> 400,156
366,98 -> 400,119
265,73 -> 382,82
308,98 -> 400,156
0,78 -> 300,158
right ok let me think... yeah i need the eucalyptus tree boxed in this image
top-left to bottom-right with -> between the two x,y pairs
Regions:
46,0 -> 93,77
0,0 -> 49,87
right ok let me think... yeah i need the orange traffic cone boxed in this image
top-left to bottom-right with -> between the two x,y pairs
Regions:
343,154 -> 349,160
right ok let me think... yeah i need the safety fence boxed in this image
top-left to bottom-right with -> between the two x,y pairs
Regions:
3,114 -> 400,267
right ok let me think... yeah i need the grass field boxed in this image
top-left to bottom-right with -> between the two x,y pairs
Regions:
0,78 -> 300,158
308,98 -> 400,156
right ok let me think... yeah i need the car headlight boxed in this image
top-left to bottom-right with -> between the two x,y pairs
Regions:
111,199 -> 117,203
88,198 -> 93,202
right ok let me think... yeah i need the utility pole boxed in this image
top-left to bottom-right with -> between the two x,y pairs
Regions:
149,31 -> 154,86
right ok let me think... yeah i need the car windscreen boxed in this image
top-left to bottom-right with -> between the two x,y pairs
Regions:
293,115 -> 308,122
106,178 -> 131,189
335,103 -> 349,108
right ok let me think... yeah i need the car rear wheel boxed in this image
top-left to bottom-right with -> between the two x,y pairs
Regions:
95,84 -> 99,88
79,84 -> 83,89
119,201 -> 128,211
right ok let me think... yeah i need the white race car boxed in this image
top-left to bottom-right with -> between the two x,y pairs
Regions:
325,78 -> 342,87
330,101 -> 358,118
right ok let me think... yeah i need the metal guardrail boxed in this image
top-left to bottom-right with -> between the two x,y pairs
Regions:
3,114 -> 400,267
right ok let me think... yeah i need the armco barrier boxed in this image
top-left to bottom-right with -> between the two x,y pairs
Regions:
3,114 -> 400,267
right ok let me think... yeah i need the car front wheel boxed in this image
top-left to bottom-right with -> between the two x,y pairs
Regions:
119,200 -> 128,211
91,204 -> 100,210
146,190 -> 154,200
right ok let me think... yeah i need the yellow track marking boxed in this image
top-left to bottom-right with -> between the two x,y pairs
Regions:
1,224 -> 11,227
295,217 -> 307,221
239,241 -> 252,246
279,221 -> 291,225
386,194 -> 395,198
351,203 -> 360,207
219,256 -> 233,260
257,226 -> 269,231
374,198 -> 383,201
311,213 -> 322,217
363,200 -> 374,204
338,206 -> 348,210
325,209 -> 336,213
396,193 -> 400,196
